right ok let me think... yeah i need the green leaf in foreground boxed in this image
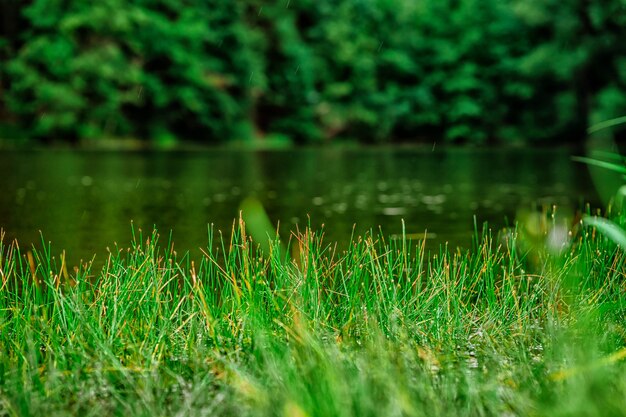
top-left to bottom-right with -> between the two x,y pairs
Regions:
587,116 -> 626,134
572,156 -> 626,176
583,215 -> 626,248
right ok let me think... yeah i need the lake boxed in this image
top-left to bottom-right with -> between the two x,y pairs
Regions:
0,147 -> 600,267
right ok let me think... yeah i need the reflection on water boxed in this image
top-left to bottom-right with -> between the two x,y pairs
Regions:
0,148 -> 599,266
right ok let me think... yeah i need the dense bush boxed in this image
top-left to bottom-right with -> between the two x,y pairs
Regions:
1,0 -> 625,145
3,0 -> 257,145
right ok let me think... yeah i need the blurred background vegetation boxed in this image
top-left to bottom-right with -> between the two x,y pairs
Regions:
1,0 -> 625,147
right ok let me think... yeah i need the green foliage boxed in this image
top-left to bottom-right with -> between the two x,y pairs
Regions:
513,0 -> 626,141
2,0 -> 626,144
5,0 -> 257,144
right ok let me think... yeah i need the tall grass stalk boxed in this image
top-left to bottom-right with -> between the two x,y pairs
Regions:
0,221 -> 625,416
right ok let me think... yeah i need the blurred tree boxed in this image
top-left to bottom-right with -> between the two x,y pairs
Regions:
0,0 -> 28,133
513,0 -> 626,142
242,0 -> 322,143
1,0 -> 625,145
4,0 -> 258,145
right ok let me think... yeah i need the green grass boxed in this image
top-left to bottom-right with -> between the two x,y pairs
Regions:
1,219 -> 626,417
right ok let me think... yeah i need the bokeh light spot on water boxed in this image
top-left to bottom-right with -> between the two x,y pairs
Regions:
421,194 -> 446,205
382,207 -> 406,216
213,193 -> 227,203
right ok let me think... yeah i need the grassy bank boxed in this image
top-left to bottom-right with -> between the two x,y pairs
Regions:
1,220 -> 625,416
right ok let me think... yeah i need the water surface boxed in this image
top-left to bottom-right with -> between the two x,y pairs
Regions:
0,148 -> 599,266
